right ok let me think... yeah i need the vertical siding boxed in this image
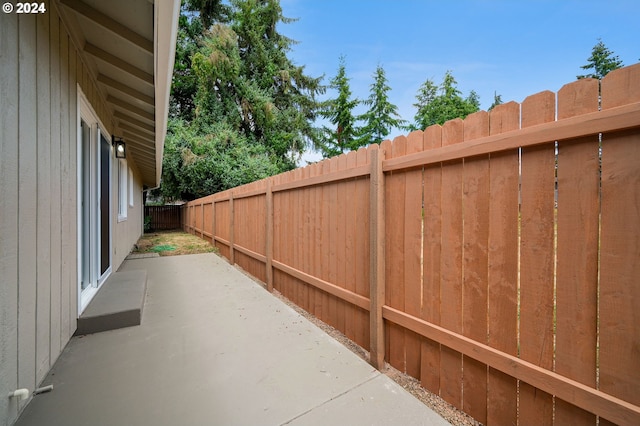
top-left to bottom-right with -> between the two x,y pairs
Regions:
48,7 -> 62,368
113,162 -> 144,270
36,10 -> 52,385
0,2 -> 146,424
17,13 -> 39,414
0,11 -> 19,425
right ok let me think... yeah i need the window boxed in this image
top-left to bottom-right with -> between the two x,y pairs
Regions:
118,159 -> 127,220
128,168 -> 134,207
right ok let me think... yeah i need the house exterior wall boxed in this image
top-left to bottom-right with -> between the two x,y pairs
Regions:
112,160 -> 144,270
1,3 -> 145,424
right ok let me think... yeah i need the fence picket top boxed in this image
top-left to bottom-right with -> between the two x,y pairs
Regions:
391,134 -> 408,159
522,90 -> 556,127
557,78 -> 599,119
442,118 -> 464,147
463,110 -> 489,140
489,101 -> 520,134
423,124 -> 442,150
601,62 -> 640,109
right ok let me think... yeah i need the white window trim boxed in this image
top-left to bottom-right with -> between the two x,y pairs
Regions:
118,158 -> 128,222
128,167 -> 134,208
77,87 -> 113,315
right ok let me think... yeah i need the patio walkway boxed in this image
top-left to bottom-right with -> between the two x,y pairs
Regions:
16,253 -> 449,426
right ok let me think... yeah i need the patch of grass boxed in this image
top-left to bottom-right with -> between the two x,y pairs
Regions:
151,244 -> 176,253
132,231 -> 217,256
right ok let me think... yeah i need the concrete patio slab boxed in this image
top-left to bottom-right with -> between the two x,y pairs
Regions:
16,253 -> 449,426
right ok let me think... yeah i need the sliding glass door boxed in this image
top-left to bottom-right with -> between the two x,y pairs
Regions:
79,94 -> 112,313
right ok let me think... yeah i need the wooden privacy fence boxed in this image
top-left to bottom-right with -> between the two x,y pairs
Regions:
145,205 -> 183,230
183,64 -> 640,426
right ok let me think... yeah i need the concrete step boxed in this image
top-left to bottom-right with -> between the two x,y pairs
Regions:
76,270 -> 147,335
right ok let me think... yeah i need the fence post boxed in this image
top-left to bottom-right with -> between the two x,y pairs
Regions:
229,192 -> 235,265
266,179 -> 274,292
369,146 -> 386,370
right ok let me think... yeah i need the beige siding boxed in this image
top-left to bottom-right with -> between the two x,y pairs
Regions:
0,2 -> 147,424
0,10 -> 20,426
17,14 -> 38,416
113,163 -> 145,269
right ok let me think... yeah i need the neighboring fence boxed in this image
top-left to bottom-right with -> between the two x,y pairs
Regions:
145,205 -> 183,231
182,64 -> 640,425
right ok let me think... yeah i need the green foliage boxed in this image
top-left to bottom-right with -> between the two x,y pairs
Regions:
229,0 -> 323,161
577,39 -> 623,80
318,56 -> 360,157
169,1 -> 230,122
144,216 -> 152,233
161,0 -> 323,200
358,65 -> 407,145
159,119 -> 280,201
488,91 -> 503,111
412,70 -> 480,129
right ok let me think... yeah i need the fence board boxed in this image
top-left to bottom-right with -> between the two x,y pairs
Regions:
439,119 -> 464,410
282,171 -> 293,300
328,157 -> 339,329
519,90 -> 556,425
301,167 -> 311,312
321,161 -> 331,324
309,163 -> 321,318
355,147 -> 372,350
273,175 -> 283,294
336,155 -> 348,334
386,135 -> 407,371
404,131 -> 424,379
345,151 -> 358,343
555,78 -> 600,426
215,200 -> 230,258
487,101 -> 520,425
462,111 -> 490,424
599,65 -> 640,425
203,202 -> 213,243
420,124 -> 443,395
291,169 -> 301,307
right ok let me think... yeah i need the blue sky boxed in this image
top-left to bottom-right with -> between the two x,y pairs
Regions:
276,0 -> 639,163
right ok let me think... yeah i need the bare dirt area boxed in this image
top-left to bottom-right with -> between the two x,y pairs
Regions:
132,230 -> 216,256
270,289 -> 480,426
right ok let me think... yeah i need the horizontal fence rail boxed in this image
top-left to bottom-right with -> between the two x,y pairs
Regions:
182,64 -> 640,426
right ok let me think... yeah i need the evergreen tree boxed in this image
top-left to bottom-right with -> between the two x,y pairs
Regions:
413,70 -> 480,129
488,91 -> 503,111
159,0 -> 323,201
229,0 -> 322,163
318,56 -> 360,158
358,65 -> 407,145
170,0 -> 230,122
577,39 -> 623,80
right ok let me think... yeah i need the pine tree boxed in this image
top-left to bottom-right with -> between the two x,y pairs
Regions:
577,39 -> 623,80
318,56 -> 360,158
413,70 -> 480,129
160,0 -> 323,200
358,65 -> 407,146
488,92 -> 503,111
